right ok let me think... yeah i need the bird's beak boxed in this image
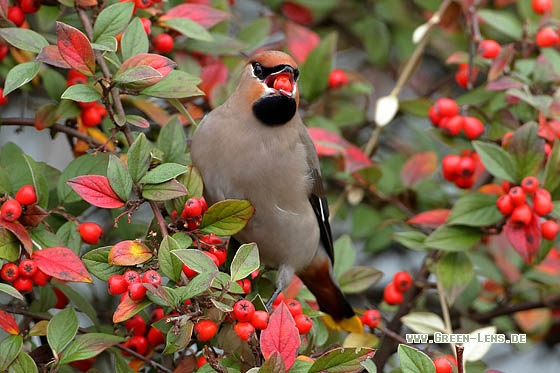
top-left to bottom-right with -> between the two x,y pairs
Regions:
264,67 -> 296,98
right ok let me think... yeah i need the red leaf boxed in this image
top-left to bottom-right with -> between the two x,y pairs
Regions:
284,21 -> 320,64
36,45 -> 72,69
118,53 -> 176,86
0,310 -> 19,335
504,214 -> 541,264
113,292 -> 151,323
33,247 -> 93,283
108,240 -> 153,266
401,152 -> 437,187
407,209 -> 451,229
199,61 -> 228,101
0,218 -> 33,255
160,4 -> 230,29
56,22 -> 95,76
67,175 -> 125,209
260,302 -> 300,371
488,44 -> 514,82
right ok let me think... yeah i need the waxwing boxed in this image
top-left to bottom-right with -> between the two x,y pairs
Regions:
191,51 -> 362,333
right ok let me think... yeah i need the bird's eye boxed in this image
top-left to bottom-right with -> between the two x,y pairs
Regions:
252,62 -> 264,79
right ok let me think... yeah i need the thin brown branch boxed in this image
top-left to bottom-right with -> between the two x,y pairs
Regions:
150,200 -> 169,237
469,294 -> 560,323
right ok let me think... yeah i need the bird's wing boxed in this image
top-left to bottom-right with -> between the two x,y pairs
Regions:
299,126 -> 335,264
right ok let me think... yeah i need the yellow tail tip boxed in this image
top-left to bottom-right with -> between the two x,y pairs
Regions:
322,314 -> 363,334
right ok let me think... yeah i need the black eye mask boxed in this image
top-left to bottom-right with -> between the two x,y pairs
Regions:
251,62 -> 299,82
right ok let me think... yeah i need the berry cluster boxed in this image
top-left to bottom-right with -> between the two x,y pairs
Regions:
7,0 -> 40,28
120,311 -> 166,357
181,232 -> 230,279
1,184 -> 37,222
433,355 -> 457,373
66,71 -> 108,127
174,196 -> 208,231
530,1 -> 560,48
441,151 -> 483,189
383,271 -> 413,306
496,178 -> 556,237
107,269 -> 162,301
1,258 -> 51,293
429,98 -> 484,140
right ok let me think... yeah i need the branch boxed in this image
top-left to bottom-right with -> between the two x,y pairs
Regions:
468,294 -> 560,323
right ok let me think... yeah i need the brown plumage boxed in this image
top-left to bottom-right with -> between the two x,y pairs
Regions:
191,51 -> 362,333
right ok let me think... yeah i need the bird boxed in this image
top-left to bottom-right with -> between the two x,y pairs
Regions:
190,50 -> 362,333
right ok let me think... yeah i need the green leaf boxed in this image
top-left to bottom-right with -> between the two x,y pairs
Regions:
400,312 -> 446,335
199,199 -> 254,236
162,319 -> 193,354
477,9 -> 522,40
446,193 -> 502,227
164,166 -> 204,214
121,17 -> 149,61
174,272 -> 216,301
509,122 -> 545,179
4,62 -> 41,96
7,352 -> 37,373
397,344 -> 435,373
108,155 -> 133,202
472,141 -> 517,182
158,235 -> 184,282
0,28 -> 48,53
113,66 -> 162,85
56,221 -> 82,253
59,333 -> 125,365
0,283 -> 23,300
0,228 -> 20,262
127,133 -> 151,182
351,16 -> 390,65
0,167 -> 11,194
393,230 -> 428,251
140,163 -> 188,184
142,179 -> 188,201
29,227 -> 65,249
424,226 -> 482,251
82,246 -> 123,281
437,252 -> 474,305
93,2 -> 135,41
52,282 -> 100,326
333,234 -> 356,278
92,36 -> 118,52
61,84 -> 101,102
308,347 -> 375,373
339,266 -> 382,294
162,18 -> 213,41
300,32 -> 337,101
57,153 -> 109,203
140,70 -> 203,99
172,249 -> 218,274
237,17 -> 272,49
47,307 -> 78,357
157,117 -> 188,164
41,68 -> 67,102
0,335 -> 22,371
544,140 -> 560,193
230,243 -> 260,282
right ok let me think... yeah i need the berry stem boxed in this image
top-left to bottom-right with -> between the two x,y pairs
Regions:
455,344 -> 465,373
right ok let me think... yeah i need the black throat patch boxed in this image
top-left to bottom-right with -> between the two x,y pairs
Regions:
252,95 -> 297,126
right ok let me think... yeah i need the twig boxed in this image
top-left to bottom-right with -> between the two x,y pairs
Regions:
455,344 -> 465,373
468,293 -> 560,323
150,200 -> 169,237
436,278 -> 455,354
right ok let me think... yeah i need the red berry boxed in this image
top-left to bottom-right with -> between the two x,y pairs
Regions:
141,269 -> 162,286
67,70 -> 88,87
383,282 -> 404,305
128,282 -> 147,301
209,246 -> 227,266
234,321 -> 255,341
78,222 -> 103,244
428,105 -> 442,127
151,307 -> 165,323
200,196 -> 208,213
441,154 -> 461,181
286,299 -> 303,317
478,39 -> 501,59
182,263 -> 198,278
135,0 -> 153,9
510,204 -> 532,227
455,64 -> 478,88
496,194 -> 514,215
182,198 -> 203,218
250,310 -> 269,330
237,278 -> 251,294
197,355 -> 208,368
32,269 -> 50,286
152,33 -> 174,54
458,156 -> 475,178
1,200 -> 22,222
140,18 -> 151,35
18,259 -> 37,277
54,288 -> 69,309
462,116 -> 484,139
80,106 -> 103,127
70,357 -> 96,372
393,271 -> 413,292
194,320 -> 218,341
536,27 -> 558,48
328,69 -> 348,89
13,276 -> 33,293
232,299 -> 255,322
362,309 -> 381,328
200,232 -> 222,246
440,115 -> 463,137
7,6 -> 25,27
126,335 -> 148,356
532,0 -> 552,14
108,274 -> 129,295
533,188 -> 553,216
1,262 -> 19,282
508,186 -> 526,206
433,357 -> 453,373
0,88 -> 7,106
294,314 -> 313,334
15,185 -> 37,205
19,0 -> 40,13
454,175 -> 474,189
434,98 -> 459,118
204,251 -> 220,267
502,180 -> 513,193
126,314 -> 147,336
272,292 -> 285,307
147,326 -> 165,345
123,270 -> 141,285
541,220 -> 559,240
521,176 -> 539,194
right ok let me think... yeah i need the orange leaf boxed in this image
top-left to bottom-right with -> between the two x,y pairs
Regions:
0,310 -> 20,335
401,152 -> 437,188
108,240 -> 153,266
32,247 -> 92,283
407,209 -> 450,229
504,213 -> 541,264
0,217 -> 33,255
56,22 -> 95,76
113,292 -> 151,323
260,302 -> 300,371
67,175 -> 125,209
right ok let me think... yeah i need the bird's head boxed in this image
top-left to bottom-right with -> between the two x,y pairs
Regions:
241,51 -> 300,126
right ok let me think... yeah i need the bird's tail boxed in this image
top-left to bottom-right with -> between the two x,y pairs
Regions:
298,259 -> 363,334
